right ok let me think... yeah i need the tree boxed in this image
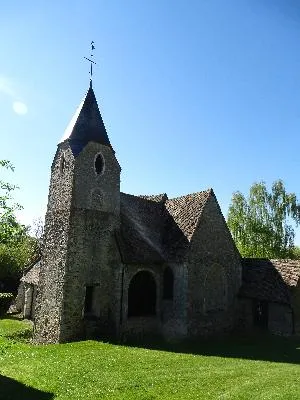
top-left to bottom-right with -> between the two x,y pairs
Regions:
227,180 -> 300,258
0,160 -> 26,245
0,160 -> 38,291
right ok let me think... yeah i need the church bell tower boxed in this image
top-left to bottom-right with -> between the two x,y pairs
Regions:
34,81 -> 121,343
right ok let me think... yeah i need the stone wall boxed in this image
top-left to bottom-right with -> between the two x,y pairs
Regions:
34,207 -> 71,343
291,284 -> 300,335
72,142 -> 120,215
237,298 -> 293,336
120,264 -> 162,339
60,209 -> 120,342
119,262 -> 188,341
161,263 -> 188,340
34,140 -> 121,343
14,281 -> 25,314
34,143 -> 74,342
236,298 -> 253,331
187,194 -> 242,336
268,303 -> 293,336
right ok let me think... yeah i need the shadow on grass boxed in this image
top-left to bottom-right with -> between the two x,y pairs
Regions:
112,332 -> 300,365
4,314 -> 24,320
0,375 -> 54,400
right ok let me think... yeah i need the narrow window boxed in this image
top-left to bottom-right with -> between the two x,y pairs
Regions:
84,286 -> 94,314
253,300 -> 268,329
163,267 -> 174,300
94,153 -> 104,175
60,154 -> 66,174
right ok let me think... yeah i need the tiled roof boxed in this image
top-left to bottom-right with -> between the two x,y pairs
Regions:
119,193 -> 165,264
118,189 -> 212,264
165,190 -> 212,241
270,259 -> 300,287
138,194 -> 168,203
21,261 -> 41,285
240,258 -> 300,305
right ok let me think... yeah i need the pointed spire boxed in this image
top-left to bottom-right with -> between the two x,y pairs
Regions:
60,86 -> 111,156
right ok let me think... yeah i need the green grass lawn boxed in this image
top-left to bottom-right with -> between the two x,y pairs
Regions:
0,318 -> 300,399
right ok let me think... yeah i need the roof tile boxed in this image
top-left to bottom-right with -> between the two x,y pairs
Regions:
240,258 -> 300,305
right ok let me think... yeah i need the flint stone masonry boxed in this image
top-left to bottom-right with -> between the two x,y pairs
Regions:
34,136 -> 121,343
29,84 -> 300,343
187,194 -> 242,336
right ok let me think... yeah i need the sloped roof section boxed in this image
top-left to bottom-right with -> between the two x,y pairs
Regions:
271,259 -> 300,287
138,193 -> 168,203
118,193 -> 165,264
240,258 -> 300,305
118,189 -> 212,264
60,85 -> 111,156
21,260 -> 41,285
165,190 -> 212,241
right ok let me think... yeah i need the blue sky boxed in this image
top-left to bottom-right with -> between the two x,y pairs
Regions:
1,1 -> 300,238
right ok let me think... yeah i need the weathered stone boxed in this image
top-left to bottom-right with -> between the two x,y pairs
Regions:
25,84 -> 300,343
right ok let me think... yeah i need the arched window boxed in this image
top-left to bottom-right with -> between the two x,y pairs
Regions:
204,264 -> 227,312
163,267 -> 174,300
94,153 -> 104,175
128,271 -> 156,317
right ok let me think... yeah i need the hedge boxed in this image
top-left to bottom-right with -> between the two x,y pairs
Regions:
0,293 -> 14,316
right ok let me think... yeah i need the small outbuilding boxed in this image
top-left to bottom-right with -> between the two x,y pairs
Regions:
239,259 -> 300,336
15,260 -> 40,319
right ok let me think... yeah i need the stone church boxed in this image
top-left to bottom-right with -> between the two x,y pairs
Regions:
17,83 -> 300,343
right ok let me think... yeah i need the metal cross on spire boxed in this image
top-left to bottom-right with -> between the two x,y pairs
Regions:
84,41 -> 97,88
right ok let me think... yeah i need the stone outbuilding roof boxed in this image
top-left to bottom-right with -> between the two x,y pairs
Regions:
118,189 -> 212,264
240,259 -> 300,305
21,260 -> 41,286
270,259 -> 300,287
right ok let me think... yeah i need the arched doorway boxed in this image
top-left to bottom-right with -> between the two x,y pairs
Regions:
128,271 -> 156,317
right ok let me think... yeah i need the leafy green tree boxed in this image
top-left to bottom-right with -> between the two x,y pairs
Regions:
0,160 -> 38,291
0,160 -> 26,245
291,245 -> 300,260
227,180 -> 300,258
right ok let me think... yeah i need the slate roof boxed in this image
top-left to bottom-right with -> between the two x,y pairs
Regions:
118,189 -> 212,264
60,84 -> 111,156
240,259 -> 300,305
21,260 -> 41,285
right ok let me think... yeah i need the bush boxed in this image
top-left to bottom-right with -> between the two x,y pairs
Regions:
0,237 -> 39,293
0,293 -> 14,316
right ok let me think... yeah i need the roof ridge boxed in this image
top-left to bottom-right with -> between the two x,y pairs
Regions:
138,193 -> 168,203
121,192 -> 168,204
168,188 -> 212,202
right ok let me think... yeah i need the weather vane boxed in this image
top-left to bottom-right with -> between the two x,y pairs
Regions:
84,41 -> 96,87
